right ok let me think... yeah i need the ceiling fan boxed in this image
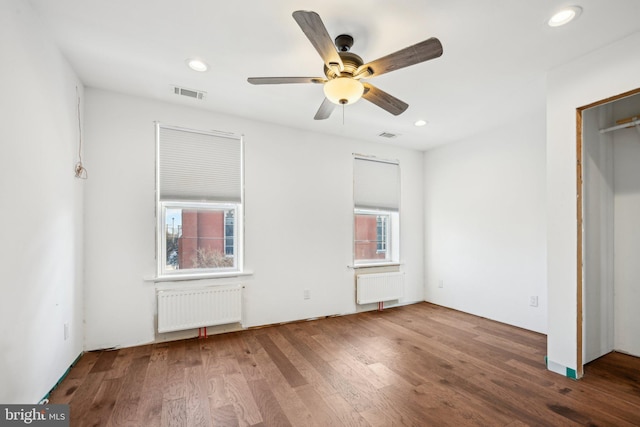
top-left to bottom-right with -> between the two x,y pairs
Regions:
247,10 -> 443,120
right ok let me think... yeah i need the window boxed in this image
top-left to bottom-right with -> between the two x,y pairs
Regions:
353,156 -> 400,265
224,210 -> 234,256
376,215 -> 388,253
156,124 -> 243,276
354,209 -> 392,262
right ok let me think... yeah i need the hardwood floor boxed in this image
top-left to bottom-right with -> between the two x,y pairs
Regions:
48,302 -> 640,426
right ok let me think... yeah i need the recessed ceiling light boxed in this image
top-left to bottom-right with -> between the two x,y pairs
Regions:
414,119 -> 428,127
186,58 -> 208,72
548,6 -> 582,27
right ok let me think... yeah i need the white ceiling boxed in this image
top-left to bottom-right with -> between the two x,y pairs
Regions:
28,0 -> 640,151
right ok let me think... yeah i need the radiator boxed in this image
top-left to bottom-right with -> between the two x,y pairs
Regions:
157,285 -> 242,333
356,272 -> 404,304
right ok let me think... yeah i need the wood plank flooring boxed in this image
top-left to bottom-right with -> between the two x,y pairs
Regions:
48,302 -> 640,426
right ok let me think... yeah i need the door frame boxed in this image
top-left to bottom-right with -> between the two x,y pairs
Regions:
576,87 -> 640,377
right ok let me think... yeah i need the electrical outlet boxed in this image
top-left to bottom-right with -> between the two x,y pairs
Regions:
304,289 -> 311,300
529,296 -> 538,307
64,323 -> 69,340
438,280 -> 444,288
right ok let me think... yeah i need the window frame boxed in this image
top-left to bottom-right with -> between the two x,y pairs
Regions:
155,123 -> 244,279
353,208 -> 398,266
158,201 -> 241,277
352,154 -> 401,267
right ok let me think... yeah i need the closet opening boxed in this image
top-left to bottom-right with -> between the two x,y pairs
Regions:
577,87 -> 640,377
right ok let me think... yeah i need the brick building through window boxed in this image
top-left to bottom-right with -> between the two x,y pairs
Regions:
167,208 -> 235,270
354,213 -> 389,261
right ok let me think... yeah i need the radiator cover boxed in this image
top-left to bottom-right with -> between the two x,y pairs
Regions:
157,285 -> 242,333
356,272 -> 404,304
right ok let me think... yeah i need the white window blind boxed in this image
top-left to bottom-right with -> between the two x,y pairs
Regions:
158,125 -> 242,202
353,156 -> 400,211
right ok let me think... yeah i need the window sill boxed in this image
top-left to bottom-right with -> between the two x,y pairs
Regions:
145,270 -> 253,283
350,263 -> 401,269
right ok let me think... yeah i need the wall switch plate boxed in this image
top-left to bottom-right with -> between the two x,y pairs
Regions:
64,323 -> 69,340
304,289 -> 311,300
529,296 -> 538,307
438,280 -> 444,288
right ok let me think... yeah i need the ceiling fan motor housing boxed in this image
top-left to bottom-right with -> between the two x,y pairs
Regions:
324,51 -> 363,79
324,36 -> 366,105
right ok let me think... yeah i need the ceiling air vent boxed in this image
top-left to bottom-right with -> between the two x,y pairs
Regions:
172,85 -> 206,100
378,132 -> 398,139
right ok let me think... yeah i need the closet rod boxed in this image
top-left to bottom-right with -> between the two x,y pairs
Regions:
599,117 -> 640,134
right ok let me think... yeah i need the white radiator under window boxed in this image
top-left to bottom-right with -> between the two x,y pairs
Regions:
157,285 -> 242,333
356,272 -> 404,304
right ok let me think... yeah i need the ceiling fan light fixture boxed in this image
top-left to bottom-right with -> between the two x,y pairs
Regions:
323,77 -> 364,105
548,6 -> 582,27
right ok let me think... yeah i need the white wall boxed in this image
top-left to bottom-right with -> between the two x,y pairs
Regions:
83,88 -> 425,350
423,106 -> 547,334
547,31 -> 640,373
0,0 -> 84,403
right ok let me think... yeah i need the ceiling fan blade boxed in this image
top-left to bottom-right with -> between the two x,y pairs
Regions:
292,11 -> 344,72
355,37 -> 443,78
314,98 -> 336,120
362,83 -> 408,116
247,77 -> 325,85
